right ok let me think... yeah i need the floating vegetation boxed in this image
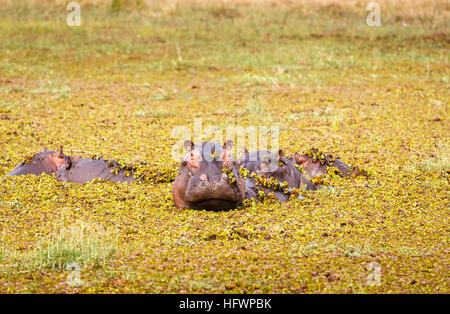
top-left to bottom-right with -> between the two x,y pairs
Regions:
0,0 -> 448,294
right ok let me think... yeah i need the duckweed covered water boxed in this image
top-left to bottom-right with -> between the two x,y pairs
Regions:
0,1 -> 448,293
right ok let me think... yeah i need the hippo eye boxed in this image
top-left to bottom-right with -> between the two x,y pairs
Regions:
186,158 -> 199,169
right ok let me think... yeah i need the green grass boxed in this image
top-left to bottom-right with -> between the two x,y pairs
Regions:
407,144 -> 450,173
33,220 -> 117,270
0,0 -> 448,293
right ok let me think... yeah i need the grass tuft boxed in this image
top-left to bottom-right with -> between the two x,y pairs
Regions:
420,145 -> 449,172
33,220 -> 117,270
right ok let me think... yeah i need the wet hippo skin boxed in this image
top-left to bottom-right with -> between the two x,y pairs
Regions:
56,157 -> 137,183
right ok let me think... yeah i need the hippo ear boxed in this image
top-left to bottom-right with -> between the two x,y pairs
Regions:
278,149 -> 284,159
65,156 -> 73,170
222,140 -> 234,165
57,146 -> 64,158
183,140 -> 194,152
42,146 -> 48,152
294,152 -> 308,164
242,147 -> 249,159
223,139 -> 234,150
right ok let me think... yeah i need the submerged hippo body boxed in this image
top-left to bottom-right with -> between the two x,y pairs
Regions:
239,149 -> 315,202
56,158 -> 137,183
173,140 -> 245,210
6,146 -> 75,177
242,175 -> 302,203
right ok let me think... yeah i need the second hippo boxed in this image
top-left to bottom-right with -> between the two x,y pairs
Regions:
292,148 -> 351,178
56,157 -> 138,183
239,149 -> 316,203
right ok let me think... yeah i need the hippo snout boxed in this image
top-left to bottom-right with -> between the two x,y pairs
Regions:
55,171 -> 68,182
184,175 -> 243,210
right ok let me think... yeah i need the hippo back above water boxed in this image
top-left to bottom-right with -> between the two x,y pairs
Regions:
56,157 -> 138,183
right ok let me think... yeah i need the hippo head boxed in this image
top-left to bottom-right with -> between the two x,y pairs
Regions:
292,153 -> 326,178
173,140 -> 245,210
292,151 -> 351,178
251,150 -> 301,188
241,149 -> 312,190
241,149 -> 307,188
6,146 -> 76,176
